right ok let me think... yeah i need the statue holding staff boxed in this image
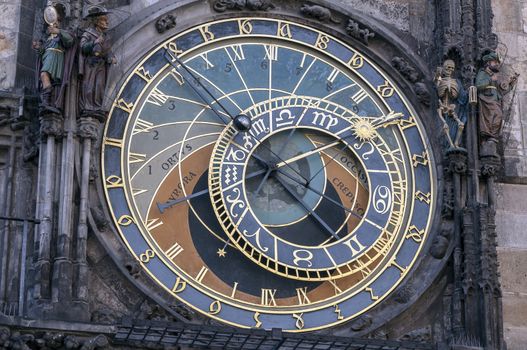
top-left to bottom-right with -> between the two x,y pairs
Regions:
79,6 -> 116,120
32,5 -> 75,114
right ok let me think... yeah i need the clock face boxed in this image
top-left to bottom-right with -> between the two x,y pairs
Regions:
102,17 -> 436,331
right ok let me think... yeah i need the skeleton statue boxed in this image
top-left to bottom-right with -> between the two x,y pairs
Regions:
434,59 -> 467,148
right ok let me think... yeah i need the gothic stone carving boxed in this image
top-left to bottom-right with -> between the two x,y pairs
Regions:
300,4 -> 341,23
345,19 -> 375,45
155,13 -> 176,34
212,0 -> 275,13
39,110 -> 64,137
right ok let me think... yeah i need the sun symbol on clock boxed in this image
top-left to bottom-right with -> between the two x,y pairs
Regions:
352,119 -> 377,142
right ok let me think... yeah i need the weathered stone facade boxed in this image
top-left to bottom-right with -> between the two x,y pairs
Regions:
0,0 -> 524,349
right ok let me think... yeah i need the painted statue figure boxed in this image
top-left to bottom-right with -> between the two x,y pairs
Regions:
434,59 -> 468,148
79,7 -> 116,120
32,15 -> 75,114
475,51 -> 518,143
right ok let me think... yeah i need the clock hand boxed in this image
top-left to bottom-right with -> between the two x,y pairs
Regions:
164,50 -> 309,183
275,168 -> 362,220
274,174 -> 340,240
157,168 -> 268,213
274,139 -> 342,169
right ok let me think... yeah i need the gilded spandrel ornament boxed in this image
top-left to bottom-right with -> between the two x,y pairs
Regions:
32,5 -> 75,115
476,51 -> 519,145
79,6 -> 117,121
434,59 -> 468,149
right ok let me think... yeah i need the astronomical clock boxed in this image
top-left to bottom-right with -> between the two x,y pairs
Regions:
101,16 -> 436,332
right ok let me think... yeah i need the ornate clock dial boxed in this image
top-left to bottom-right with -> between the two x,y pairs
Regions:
102,18 -> 435,331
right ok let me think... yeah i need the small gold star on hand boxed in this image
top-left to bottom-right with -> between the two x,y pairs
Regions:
217,248 -> 227,258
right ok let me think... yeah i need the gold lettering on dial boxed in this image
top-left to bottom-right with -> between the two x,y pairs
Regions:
292,249 -> 313,267
230,282 -> 239,298
343,235 -> 366,257
334,304 -> 344,320
104,137 -> 123,148
277,22 -> 292,38
200,53 -> 214,69
172,277 -> 186,293
195,266 -> 209,283
328,279 -> 342,295
415,191 -> 431,204
296,287 -> 311,305
136,66 -> 153,83
117,215 -> 134,226
145,218 -> 163,231
133,118 -> 154,135
106,175 -> 123,188
348,52 -> 364,69
128,152 -> 147,164
114,98 -> 134,113
132,188 -> 148,197
238,19 -> 253,34
365,287 -> 379,300
199,25 -> 215,41
165,41 -> 183,57
412,152 -> 429,167
254,312 -> 262,328
169,68 -> 184,85
165,242 -> 183,260
406,225 -> 424,243
264,45 -> 278,61
376,80 -> 395,97
139,249 -> 155,263
209,300 -> 221,315
231,45 -> 245,61
261,288 -> 277,306
147,88 -> 169,106
351,89 -> 368,105
293,313 -> 305,330
315,34 -> 330,50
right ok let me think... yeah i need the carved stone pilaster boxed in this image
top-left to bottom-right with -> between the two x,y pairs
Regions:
445,148 -> 468,175
39,111 -> 63,138
480,156 -> 500,178
462,208 -> 478,296
77,117 -> 100,140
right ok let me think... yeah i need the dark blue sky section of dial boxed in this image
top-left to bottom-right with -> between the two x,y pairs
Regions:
208,20 -> 239,39
103,147 -> 121,177
175,31 -> 204,52
106,109 -> 128,139
355,61 -> 385,91
409,204 -> 429,232
271,48 -> 315,94
249,19 -> 278,36
294,60 -> 350,99
143,49 -> 169,78
232,45 -> 269,91
396,239 -> 418,267
144,256 -> 174,287
108,190 -> 128,220
187,48 -> 253,111
344,290 -> 373,315
290,25 -> 318,47
121,75 -> 146,104
369,266 -> 400,297
326,39 -> 351,64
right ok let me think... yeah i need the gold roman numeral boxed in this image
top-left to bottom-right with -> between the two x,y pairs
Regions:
296,287 -> 311,305
195,266 -> 208,283
261,288 -> 277,306
165,242 -> 183,260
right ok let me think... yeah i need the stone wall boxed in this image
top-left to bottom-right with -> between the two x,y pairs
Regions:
493,1 -> 527,349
